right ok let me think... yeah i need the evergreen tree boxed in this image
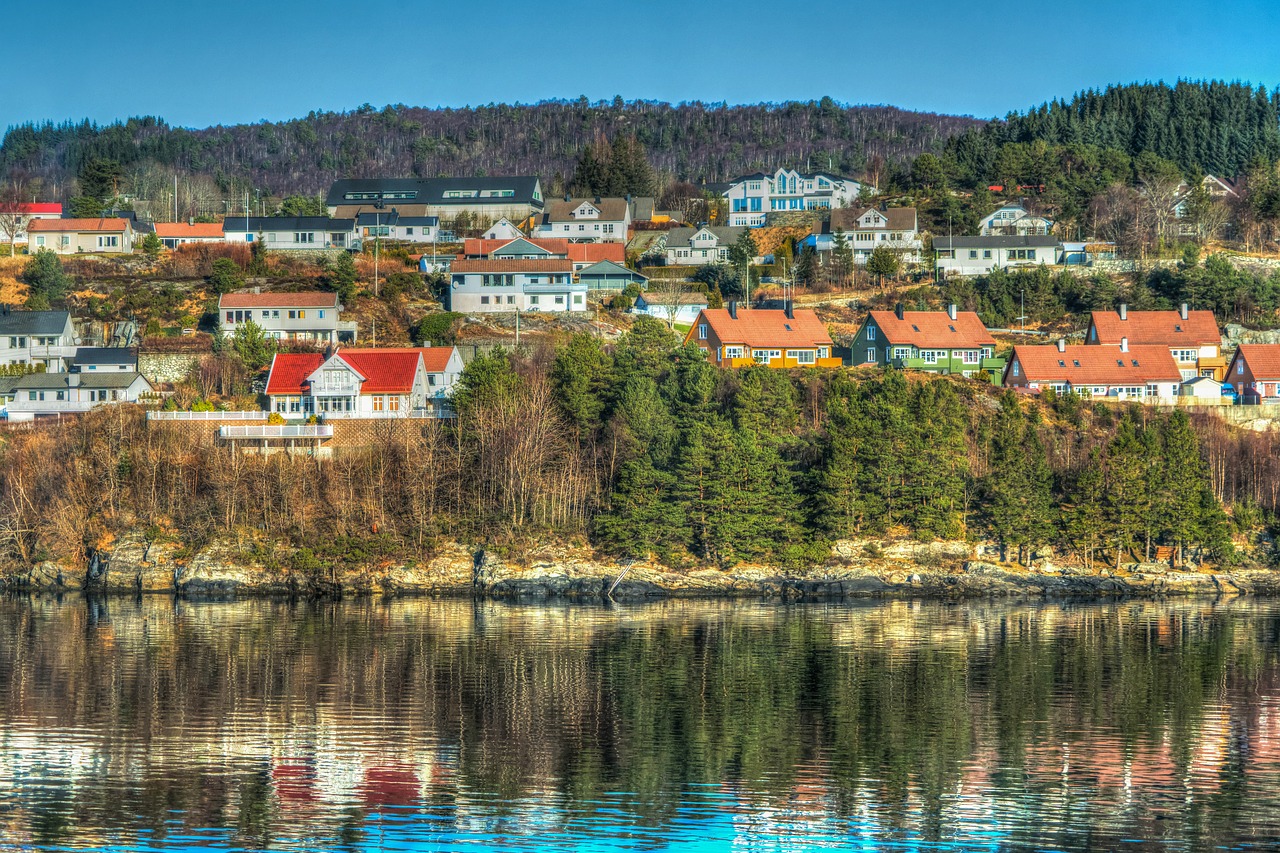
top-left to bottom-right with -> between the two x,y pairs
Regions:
20,250 -> 70,303
551,333 -> 613,435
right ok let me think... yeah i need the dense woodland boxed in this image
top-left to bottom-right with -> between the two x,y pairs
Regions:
2,319 -> 1275,583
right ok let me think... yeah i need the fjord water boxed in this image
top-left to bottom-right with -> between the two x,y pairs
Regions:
2,598 -> 1280,851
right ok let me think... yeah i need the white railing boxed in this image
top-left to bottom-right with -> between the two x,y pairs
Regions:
219,425 -> 333,439
149,411 -> 268,421
320,408 -> 452,420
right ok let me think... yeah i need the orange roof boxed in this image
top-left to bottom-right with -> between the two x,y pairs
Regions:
451,259 -> 572,273
154,222 -> 224,239
695,308 -> 832,349
220,291 -> 339,309
265,352 -> 324,395
868,310 -> 996,349
361,346 -> 457,372
1088,309 -> 1220,347
266,348 -> 446,395
28,217 -> 129,233
462,237 -> 570,257
1233,344 -> 1280,379
567,243 -> 625,264
1011,344 -> 1182,385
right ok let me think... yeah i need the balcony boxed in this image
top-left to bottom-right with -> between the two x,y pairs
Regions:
219,425 -> 333,440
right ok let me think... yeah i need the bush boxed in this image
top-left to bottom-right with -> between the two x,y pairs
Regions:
21,250 -> 70,302
208,258 -> 243,294
415,312 -> 464,345
267,412 -> 286,425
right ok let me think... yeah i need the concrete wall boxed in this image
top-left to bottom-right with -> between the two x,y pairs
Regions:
139,352 -> 201,384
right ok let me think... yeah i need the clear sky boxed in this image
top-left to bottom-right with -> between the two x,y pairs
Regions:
8,0 -> 1279,129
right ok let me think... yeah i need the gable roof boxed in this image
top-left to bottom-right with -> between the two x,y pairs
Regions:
12,371 -> 150,390
1010,344 -> 1182,385
451,259 -> 572,273
28,218 -> 129,233
153,222 -> 224,239
0,309 -> 71,336
830,207 -> 917,233
541,197 -> 630,222
219,291 -> 340,310
462,237 -> 569,257
666,226 -> 745,249
695,308 -> 832,349
265,353 -> 325,395
867,310 -> 995,349
1233,344 -> 1280,380
0,203 -> 61,215
1088,309 -> 1220,348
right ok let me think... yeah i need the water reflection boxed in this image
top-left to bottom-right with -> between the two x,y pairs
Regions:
0,596 -> 1278,849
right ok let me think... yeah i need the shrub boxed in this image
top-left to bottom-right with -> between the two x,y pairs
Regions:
415,312 -> 464,345
208,258 -> 244,294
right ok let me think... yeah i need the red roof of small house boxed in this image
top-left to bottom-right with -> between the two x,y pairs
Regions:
219,291 -> 339,309
695,308 -> 832,349
5,203 -> 61,215
462,237 -> 570,257
450,259 -> 573,273
1233,344 -> 1280,380
28,217 -> 129,233
1010,344 -> 1182,385
567,243 -> 625,264
153,222 -> 224,239
1088,309 -> 1220,347
334,349 -> 424,394
868,310 -> 996,349
265,352 -> 325,395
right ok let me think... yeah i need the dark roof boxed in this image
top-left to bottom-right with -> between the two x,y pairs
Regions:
933,236 -> 1061,250
0,309 -> 71,336
541,197 -> 630,223
666,226 -> 746,249
12,371 -> 149,390
325,177 -> 543,209
71,347 -> 137,367
830,207 -> 918,233
356,211 -> 399,227
396,216 -> 439,226
223,217 -> 353,232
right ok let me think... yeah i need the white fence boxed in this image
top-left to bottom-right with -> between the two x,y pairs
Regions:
148,411 -> 268,421
219,425 -> 333,439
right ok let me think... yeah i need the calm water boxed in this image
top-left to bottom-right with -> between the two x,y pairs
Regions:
2,597 -> 1280,851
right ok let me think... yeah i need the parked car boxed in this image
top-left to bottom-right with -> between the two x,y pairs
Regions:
1221,384 -> 1238,402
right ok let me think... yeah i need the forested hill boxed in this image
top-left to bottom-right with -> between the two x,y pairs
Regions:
0,99 -> 982,197
944,80 -> 1280,185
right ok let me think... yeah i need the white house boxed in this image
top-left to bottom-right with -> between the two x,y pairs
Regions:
448,259 -> 587,313
3,371 -> 153,421
354,211 -> 438,245
153,222 -> 224,248
264,347 -> 463,417
665,226 -> 755,265
222,217 -> 355,250
824,206 -> 922,264
0,309 -> 78,372
724,168 -> 867,227
979,203 -> 1054,236
534,197 -> 631,243
27,218 -> 135,254
482,218 -> 525,240
632,292 -> 708,325
0,203 -> 61,245
219,291 -> 357,342
934,236 -> 1062,276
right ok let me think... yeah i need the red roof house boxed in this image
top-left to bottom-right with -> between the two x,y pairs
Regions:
1004,339 -> 1182,402
264,346 -> 464,416
1086,303 -> 1225,380
1226,343 -> 1280,399
683,304 -> 837,368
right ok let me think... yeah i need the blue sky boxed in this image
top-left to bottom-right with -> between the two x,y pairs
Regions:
8,0 -> 1279,129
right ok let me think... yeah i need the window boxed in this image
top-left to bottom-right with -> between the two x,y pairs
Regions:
1011,362 -> 1020,376
261,310 -> 270,319
405,227 -> 414,236
97,235 -> 119,248
866,348 -> 877,363
554,295 -> 564,305
792,350 -> 816,365
294,232 -> 315,244
867,326 -> 876,341
753,349 -> 781,365
724,345 -> 744,359
318,310 -> 325,319
330,234 -> 346,247
893,346 -> 911,360
1009,249 -> 1037,261
968,250 -> 978,259
272,310 -> 280,319
506,295 -> 515,304
983,250 -> 992,259
481,296 -> 490,305
373,395 -> 384,412
922,351 -> 939,365
298,310 -> 306,319
35,236 -> 44,247
961,350 -> 979,365
225,312 -> 234,323
530,295 -> 540,305
573,295 -> 583,306
388,395 -> 400,412
698,324 -> 708,340
1172,349 -> 1196,362
27,391 -> 36,401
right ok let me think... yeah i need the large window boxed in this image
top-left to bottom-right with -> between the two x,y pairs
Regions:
294,232 -> 315,244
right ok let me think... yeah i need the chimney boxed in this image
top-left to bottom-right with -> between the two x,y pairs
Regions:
894,303 -> 904,321
1120,336 -> 1129,353
1180,303 -> 1189,320
68,373 -> 80,388
594,195 -> 601,205
728,300 -> 738,320
947,303 -> 957,321
785,300 -> 794,320
1118,303 -> 1128,321
564,192 -> 570,202
188,217 -> 194,226
1056,338 -> 1066,353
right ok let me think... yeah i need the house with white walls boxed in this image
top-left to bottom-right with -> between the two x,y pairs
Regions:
534,197 -> 631,243
723,168 -> 868,227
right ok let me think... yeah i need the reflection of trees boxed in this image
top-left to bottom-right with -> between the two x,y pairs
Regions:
0,599 -> 1278,848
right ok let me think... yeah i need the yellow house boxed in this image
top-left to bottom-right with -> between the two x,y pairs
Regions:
684,303 -> 839,368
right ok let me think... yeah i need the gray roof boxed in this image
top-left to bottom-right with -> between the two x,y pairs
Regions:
223,217 -> 353,233
12,371 -> 150,390
933,236 -> 1062,250
0,309 -> 71,337
629,197 -> 656,221
541,197 -> 629,223
325,177 -> 543,209
665,226 -> 747,249
71,347 -> 137,367
577,260 -> 647,280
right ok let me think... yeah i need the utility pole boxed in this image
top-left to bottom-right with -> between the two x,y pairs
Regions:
373,211 -> 380,297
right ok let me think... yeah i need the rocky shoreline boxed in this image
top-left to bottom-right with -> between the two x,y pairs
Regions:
3,535 -> 1277,600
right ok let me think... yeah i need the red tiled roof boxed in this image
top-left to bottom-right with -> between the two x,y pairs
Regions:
451,259 -> 572,273
220,291 -> 339,309
28,217 -> 129,233
153,222 -> 224,239
462,237 -> 570,257
362,346 -> 457,372
567,243 -> 625,264
2,203 -> 61,215
1234,344 -> 1280,380
265,353 -> 324,395
337,349 -> 423,393
868,310 -> 996,349
1088,309 -> 1220,347
695,308 -> 832,349
1011,344 -> 1182,385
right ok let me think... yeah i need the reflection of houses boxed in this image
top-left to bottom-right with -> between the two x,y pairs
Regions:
850,304 -> 1002,380
264,346 -> 462,417
219,291 -> 357,343
934,236 -> 1061,276
684,303 -> 838,368
1086,304 -> 1225,380
1003,338 -> 1182,402
979,202 -> 1053,236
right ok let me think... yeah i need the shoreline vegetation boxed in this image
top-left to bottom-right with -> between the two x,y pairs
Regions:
1,318 -> 1278,600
